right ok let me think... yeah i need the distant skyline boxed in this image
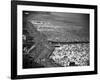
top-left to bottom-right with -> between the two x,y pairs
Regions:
23,11 -> 89,30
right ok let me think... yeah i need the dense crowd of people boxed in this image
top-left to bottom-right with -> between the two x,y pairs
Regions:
50,43 -> 89,67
